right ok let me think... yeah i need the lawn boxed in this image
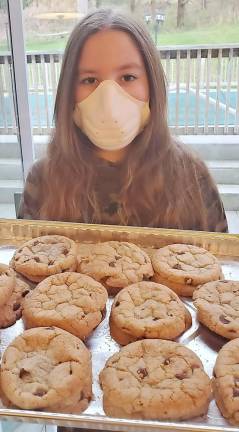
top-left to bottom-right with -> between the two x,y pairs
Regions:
156,23 -> 239,46
0,23 -> 238,52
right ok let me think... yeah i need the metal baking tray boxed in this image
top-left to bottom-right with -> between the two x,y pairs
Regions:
0,218 -> 239,432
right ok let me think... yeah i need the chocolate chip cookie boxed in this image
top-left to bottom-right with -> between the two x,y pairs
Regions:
193,280 -> 239,339
151,243 -> 222,297
0,268 -> 30,329
110,282 -> 191,345
213,338 -> 239,425
77,241 -> 154,295
0,326 -> 92,412
100,339 -> 211,420
23,272 -> 108,339
10,235 -> 77,282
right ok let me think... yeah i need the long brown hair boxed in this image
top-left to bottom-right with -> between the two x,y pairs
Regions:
40,8 -> 220,230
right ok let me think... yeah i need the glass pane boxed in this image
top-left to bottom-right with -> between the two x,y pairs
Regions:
22,1 -> 239,231
0,0 -> 24,219
22,0 -> 89,154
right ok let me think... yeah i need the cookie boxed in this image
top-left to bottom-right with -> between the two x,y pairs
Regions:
213,338 -> 239,425
0,263 -> 15,307
100,339 -> 211,420
0,273 -> 30,329
77,241 -> 154,295
151,243 -> 222,297
0,326 -> 92,412
23,272 -> 108,339
10,235 -> 77,282
193,280 -> 239,339
110,282 -> 191,345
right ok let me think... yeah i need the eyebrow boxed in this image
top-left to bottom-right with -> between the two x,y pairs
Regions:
78,63 -> 143,75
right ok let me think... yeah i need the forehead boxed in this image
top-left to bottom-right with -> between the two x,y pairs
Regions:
78,29 -> 145,71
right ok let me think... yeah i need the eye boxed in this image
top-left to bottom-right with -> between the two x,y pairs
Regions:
80,77 -> 97,85
121,74 -> 137,82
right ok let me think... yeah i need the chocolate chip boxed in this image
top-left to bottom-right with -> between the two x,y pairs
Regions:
173,263 -> 182,270
177,252 -> 185,255
13,303 -> 20,311
233,388 -> 239,398
115,301 -> 120,307
185,278 -> 192,285
101,276 -> 109,286
34,389 -> 47,397
48,259 -> 54,265
175,371 -> 188,380
34,256 -> 40,263
22,290 -> 30,298
115,255 -> 121,260
219,315 -> 230,324
137,368 -> 148,379
22,257 -> 31,263
153,317 -> 159,321
164,359 -> 170,365
63,248 -> 68,255
109,261 -> 116,267
143,275 -> 150,281
69,366 -> 72,375
101,306 -> 106,320
19,368 -> 30,379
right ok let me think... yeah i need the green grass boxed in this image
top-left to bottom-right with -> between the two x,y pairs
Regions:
156,23 -> 239,46
25,37 -> 69,52
0,37 -> 69,52
0,23 -> 238,53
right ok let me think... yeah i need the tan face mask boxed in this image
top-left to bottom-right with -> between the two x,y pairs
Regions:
73,80 -> 150,151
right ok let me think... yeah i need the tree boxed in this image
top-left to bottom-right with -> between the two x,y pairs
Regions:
130,0 -> 136,13
177,0 -> 190,28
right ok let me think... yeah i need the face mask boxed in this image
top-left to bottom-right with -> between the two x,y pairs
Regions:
73,80 -> 150,151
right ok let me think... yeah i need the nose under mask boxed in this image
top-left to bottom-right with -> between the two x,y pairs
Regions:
73,80 -> 150,151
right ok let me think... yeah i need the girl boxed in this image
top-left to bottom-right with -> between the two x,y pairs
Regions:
19,8 -> 228,232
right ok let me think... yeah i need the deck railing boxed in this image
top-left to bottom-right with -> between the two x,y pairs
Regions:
0,43 -> 239,135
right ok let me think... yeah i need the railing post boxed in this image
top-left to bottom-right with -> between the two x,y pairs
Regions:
185,49 -> 191,134
204,48 -> 211,134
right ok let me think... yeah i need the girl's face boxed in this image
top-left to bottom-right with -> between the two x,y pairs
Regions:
75,29 -> 149,104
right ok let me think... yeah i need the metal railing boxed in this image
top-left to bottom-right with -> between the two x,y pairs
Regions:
0,43 -> 239,135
